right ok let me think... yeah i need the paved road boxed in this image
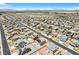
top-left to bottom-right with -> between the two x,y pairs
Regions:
0,30 -> 1,41
21,22 -> 79,55
29,45 -> 46,55
0,17 -> 11,55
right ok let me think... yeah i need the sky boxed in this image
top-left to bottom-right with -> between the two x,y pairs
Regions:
0,3 -> 79,10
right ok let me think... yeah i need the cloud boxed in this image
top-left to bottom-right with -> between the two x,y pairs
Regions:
52,7 -> 79,10
0,3 -> 6,5
15,8 -> 55,10
0,3 -> 13,9
0,3 -> 79,10
71,7 -> 79,10
0,0 -> 6,4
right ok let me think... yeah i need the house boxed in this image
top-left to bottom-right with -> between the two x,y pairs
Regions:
60,35 -> 68,42
14,39 -> 31,55
48,43 -> 58,51
72,38 -> 79,46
